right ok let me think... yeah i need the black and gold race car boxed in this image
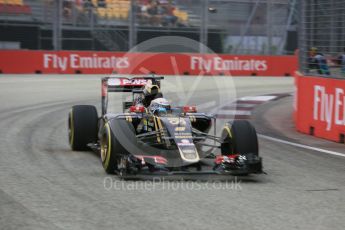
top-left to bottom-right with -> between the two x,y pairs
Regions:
68,76 -> 262,178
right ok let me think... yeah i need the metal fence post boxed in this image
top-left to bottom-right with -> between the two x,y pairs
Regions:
52,0 -> 62,50
266,0 -> 273,55
129,0 -> 137,50
298,0 -> 305,73
199,0 -> 209,53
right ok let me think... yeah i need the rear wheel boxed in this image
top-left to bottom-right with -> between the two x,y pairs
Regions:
68,105 -> 98,151
221,120 -> 259,156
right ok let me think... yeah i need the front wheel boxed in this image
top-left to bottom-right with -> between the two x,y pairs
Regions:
221,120 -> 259,156
100,119 -> 137,174
100,122 -> 118,174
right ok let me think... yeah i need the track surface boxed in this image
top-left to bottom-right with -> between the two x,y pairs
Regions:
0,75 -> 344,230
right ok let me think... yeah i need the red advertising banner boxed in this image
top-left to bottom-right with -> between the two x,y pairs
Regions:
0,50 -> 297,76
294,72 -> 345,142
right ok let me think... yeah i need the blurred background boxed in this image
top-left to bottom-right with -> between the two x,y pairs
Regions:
1,0 -> 344,77
0,0 -> 299,54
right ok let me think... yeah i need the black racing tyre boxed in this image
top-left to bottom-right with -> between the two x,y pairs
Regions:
221,120 -> 259,156
101,119 -> 137,174
68,105 -> 98,151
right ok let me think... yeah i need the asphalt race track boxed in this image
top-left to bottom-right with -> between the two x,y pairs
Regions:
0,75 -> 344,230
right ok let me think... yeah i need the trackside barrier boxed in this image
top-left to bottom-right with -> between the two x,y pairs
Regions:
0,50 -> 297,76
294,72 -> 345,143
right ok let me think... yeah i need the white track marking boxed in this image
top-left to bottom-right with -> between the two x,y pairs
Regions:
239,95 -> 277,101
231,103 -> 257,108
217,110 -> 252,116
258,134 -> 345,158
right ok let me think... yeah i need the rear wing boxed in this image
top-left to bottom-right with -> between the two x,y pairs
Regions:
101,76 -> 164,114
102,76 -> 164,93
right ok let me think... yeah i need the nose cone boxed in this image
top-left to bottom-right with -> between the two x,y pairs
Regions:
177,142 -> 200,164
159,117 -> 200,164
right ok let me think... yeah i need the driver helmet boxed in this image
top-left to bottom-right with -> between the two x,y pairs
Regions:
149,98 -> 171,115
142,80 -> 163,107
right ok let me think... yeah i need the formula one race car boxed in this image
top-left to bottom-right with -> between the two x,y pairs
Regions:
68,75 -> 262,178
